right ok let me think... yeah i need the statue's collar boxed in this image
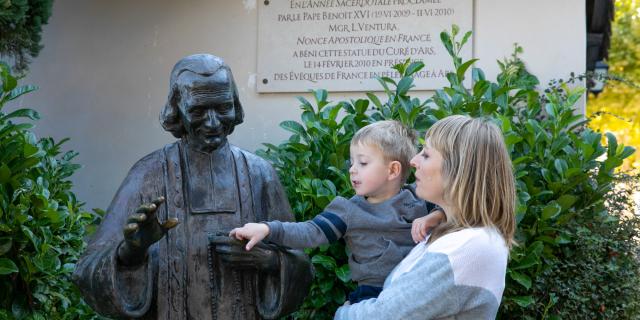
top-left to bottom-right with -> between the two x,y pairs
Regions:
180,141 -> 238,214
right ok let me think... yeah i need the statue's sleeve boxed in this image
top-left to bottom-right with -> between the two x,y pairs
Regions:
72,151 -> 165,319
251,158 -> 314,319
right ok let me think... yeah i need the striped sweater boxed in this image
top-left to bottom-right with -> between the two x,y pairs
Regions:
265,186 -> 435,287
334,227 -> 509,320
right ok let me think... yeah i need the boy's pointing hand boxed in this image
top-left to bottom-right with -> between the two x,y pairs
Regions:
229,223 -> 270,251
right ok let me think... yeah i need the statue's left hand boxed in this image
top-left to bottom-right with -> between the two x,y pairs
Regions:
210,236 -> 279,273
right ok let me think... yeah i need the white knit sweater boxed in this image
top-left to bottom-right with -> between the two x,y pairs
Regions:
334,227 -> 509,320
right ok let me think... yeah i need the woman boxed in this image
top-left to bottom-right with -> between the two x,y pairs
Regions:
335,115 -> 516,320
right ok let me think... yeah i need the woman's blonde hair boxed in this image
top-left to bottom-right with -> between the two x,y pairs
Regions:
426,115 -> 516,248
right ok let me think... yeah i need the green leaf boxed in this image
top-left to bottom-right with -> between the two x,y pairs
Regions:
405,61 -> 424,76
0,164 -> 10,184
556,194 -> 577,210
366,93 -> 383,109
509,270 -> 532,289
314,89 -> 328,104
620,146 -> 635,160
511,295 -> 535,307
2,108 -> 40,121
335,264 -> 351,283
396,77 -> 413,96
544,103 -> 557,118
440,31 -> 454,57
541,202 -> 562,220
0,238 -> 12,256
311,254 -> 337,270
5,85 -> 37,103
472,68 -> 485,81
553,159 -> 568,177
475,87 -> 493,105
280,120 -> 306,136
2,72 -> 17,92
605,132 -> 618,158
451,24 -> 460,37
504,132 -> 523,146
460,31 -> 472,48
0,258 -> 18,274
456,59 -> 478,81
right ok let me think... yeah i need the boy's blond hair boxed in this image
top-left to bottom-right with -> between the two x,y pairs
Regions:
351,120 -> 417,183
425,115 -> 516,248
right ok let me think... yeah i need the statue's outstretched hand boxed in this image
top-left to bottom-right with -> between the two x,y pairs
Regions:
117,196 -> 179,266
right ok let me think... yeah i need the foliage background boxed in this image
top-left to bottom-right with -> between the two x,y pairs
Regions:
0,0 -> 54,72
261,27 -> 640,319
0,64 -> 101,319
588,0 -> 640,172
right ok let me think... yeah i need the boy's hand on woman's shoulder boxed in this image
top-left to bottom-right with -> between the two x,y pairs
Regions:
411,210 -> 445,243
229,223 -> 270,251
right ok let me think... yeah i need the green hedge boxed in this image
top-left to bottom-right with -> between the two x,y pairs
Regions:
0,62 -> 101,319
259,26 -> 640,319
0,0 -> 53,72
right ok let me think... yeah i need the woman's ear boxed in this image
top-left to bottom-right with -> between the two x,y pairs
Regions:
388,161 -> 402,180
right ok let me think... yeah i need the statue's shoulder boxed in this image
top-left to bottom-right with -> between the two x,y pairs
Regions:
128,141 -> 180,174
229,144 -> 272,168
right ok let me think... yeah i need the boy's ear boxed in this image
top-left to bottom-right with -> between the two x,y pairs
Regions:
388,161 -> 402,180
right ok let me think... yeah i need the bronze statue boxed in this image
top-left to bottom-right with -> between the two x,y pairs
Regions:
73,54 -> 313,319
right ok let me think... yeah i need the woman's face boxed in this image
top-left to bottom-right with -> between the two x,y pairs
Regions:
410,143 -> 446,205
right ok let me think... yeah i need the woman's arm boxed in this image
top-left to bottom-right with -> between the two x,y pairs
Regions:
335,252 -> 461,320
335,229 -> 505,320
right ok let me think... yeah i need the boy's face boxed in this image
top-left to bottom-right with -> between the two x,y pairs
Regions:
349,143 -> 396,203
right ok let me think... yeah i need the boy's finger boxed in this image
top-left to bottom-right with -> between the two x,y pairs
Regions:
246,237 -> 260,251
229,229 -> 237,238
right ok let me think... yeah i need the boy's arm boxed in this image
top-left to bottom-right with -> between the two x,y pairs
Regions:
264,219 -> 334,248
231,197 -> 350,250
230,214 -> 343,250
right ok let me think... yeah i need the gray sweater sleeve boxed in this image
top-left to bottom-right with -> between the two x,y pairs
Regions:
264,197 -> 351,248
264,220 -> 330,248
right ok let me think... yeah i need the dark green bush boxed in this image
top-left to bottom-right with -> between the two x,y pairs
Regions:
0,0 -> 54,72
0,62 -> 100,319
260,26 -> 640,319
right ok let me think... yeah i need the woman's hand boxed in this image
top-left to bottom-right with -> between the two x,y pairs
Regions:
229,223 -> 270,250
411,209 -> 445,243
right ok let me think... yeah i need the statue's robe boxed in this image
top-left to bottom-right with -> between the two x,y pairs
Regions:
73,141 -> 312,319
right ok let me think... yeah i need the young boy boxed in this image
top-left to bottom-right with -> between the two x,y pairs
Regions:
230,120 -> 443,303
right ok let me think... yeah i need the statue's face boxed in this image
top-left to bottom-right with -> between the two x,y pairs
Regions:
177,70 -> 236,152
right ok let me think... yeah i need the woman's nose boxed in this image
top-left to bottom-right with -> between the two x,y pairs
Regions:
410,154 -> 418,168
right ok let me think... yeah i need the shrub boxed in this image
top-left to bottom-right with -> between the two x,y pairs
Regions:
0,0 -> 54,72
0,62 -> 101,319
260,26 -> 640,319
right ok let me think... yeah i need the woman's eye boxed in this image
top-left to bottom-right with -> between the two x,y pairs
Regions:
360,162 -> 368,166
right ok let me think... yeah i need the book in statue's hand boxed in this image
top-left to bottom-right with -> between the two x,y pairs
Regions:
208,231 -> 281,272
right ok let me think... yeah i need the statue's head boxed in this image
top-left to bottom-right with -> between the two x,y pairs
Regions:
160,54 -> 244,152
